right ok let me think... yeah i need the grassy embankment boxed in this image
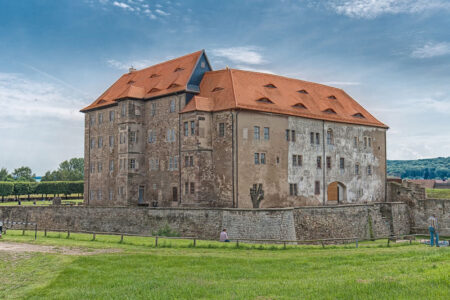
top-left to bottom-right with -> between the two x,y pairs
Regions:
0,230 -> 449,299
427,188 -> 450,199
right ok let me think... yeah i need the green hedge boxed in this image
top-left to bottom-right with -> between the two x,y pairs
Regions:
0,181 -> 83,198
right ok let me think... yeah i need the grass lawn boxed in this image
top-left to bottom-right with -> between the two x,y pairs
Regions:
427,188 -> 450,199
0,199 -> 83,206
0,231 -> 449,299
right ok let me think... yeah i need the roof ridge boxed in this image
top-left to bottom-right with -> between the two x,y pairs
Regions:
124,50 -> 203,75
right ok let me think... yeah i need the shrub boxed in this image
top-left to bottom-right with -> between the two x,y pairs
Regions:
153,224 -> 180,237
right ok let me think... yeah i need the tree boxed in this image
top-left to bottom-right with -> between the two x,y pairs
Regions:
41,158 -> 84,181
12,166 -> 36,182
0,168 -> 13,181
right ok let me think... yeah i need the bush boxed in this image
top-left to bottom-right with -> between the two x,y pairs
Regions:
0,182 -> 14,201
153,224 -> 180,237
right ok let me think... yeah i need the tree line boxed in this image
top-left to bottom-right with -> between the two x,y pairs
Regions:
387,157 -> 450,180
0,181 -> 83,201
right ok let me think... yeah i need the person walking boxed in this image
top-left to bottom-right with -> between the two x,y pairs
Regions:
220,228 -> 230,242
428,214 -> 439,247
0,220 -> 3,239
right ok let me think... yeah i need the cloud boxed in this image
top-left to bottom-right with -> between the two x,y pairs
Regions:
329,0 -> 450,19
411,42 -> 450,58
235,65 -> 274,74
95,0 -> 171,19
211,46 -> 267,65
107,58 -> 156,70
113,1 -> 134,11
155,9 -> 170,16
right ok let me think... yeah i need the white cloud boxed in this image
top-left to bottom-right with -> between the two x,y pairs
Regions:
211,46 -> 267,65
321,81 -> 361,86
155,8 -> 170,16
235,65 -> 274,74
107,58 -> 156,70
329,0 -> 450,19
113,1 -> 134,11
411,42 -> 450,58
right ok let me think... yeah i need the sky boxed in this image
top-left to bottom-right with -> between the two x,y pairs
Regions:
0,0 -> 449,175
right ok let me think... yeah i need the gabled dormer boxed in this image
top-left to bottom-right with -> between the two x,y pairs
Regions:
186,50 -> 213,93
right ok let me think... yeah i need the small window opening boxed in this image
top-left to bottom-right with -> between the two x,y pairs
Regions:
127,80 -> 135,85
211,87 -> 224,92
323,108 -> 336,114
148,88 -> 160,93
352,113 -> 365,118
168,83 -> 180,89
149,74 -> 160,78
174,67 -> 184,72
264,83 -> 277,88
256,98 -> 273,104
297,89 -> 308,94
328,95 -> 337,100
293,103 -> 307,109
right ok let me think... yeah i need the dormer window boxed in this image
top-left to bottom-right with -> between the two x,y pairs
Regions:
256,98 -> 274,104
98,99 -> 107,104
212,87 -> 224,92
148,88 -> 161,93
292,103 -> 307,109
323,108 -> 336,114
149,74 -> 160,78
328,95 -> 337,100
127,80 -> 135,85
264,84 -> 277,88
297,89 -> 308,94
174,67 -> 184,72
352,113 -> 365,118
168,83 -> 180,89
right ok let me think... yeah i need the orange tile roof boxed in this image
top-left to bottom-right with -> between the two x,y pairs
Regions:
80,50 -> 204,112
182,69 -> 388,128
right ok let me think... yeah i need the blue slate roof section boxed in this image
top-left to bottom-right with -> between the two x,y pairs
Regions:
187,51 -> 212,92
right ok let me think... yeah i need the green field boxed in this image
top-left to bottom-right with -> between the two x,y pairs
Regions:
0,231 -> 449,299
427,189 -> 450,199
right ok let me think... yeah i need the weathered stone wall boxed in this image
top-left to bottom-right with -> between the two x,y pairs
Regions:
0,202 -> 412,241
412,199 -> 450,236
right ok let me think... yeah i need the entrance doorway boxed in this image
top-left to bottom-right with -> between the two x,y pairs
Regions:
138,186 -> 145,204
327,181 -> 346,204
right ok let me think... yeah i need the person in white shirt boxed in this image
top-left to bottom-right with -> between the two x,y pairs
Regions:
427,214 -> 439,247
220,229 -> 230,242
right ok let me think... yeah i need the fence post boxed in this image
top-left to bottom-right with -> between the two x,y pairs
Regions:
193,238 -> 196,247
92,232 -> 96,241
236,239 -> 239,248
283,242 -> 286,249
120,234 -> 124,243
387,238 -> 390,247
321,241 -> 325,248
67,230 -> 70,239
34,224 -> 37,240
44,229 -> 47,237
155,236 -> 158,247
355,239 -> 358,248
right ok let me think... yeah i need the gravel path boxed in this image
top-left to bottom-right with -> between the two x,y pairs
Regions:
0,241 -> 121,255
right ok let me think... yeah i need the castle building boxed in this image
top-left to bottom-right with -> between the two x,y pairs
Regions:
81,50 -> 388,208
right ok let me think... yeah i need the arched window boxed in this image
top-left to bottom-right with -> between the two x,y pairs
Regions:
326,129 -> 334,145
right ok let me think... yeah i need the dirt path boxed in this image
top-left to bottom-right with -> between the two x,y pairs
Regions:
0,242 -> 121,255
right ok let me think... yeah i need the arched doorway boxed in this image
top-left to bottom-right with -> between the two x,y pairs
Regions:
327,182 -> 346,204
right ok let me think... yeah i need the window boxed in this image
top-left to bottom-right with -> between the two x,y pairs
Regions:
109,136 -> 114,147
185,182 -> 189,195
368,137 -> 372,147
148,130 -> 156,143
150,102 -> 156,116
352,113 -> 365,118
119,186 -> 124,196
129,159 -> 136,170
326,156 -> 331,169
109,190 -> 113,201
212,87 -> 224,92
355,163 -> 360,175
317,156 -> 322,169
109,111 -> 115,122
98,162 -> 102,172
286,129 -> 290,141
98,113 -> 103,124
328,95 -> 337,100
90,115 -> 95,126
172,187 -> 178,202
170,99 -> 176,113
90,138 -> 95,149
254,153 -> 260,165
120,159 -> 123,170
353,137 -> 358,147
326,129 -> 333,145
189,156 -> 193,167
264,83 -> 277,88
98,136 -> 103,148
367,165 -> 372,175
109,160 -> 114,171
90,164 -> 95,174
264,127 -> 270,140
293,103 -> 307,109
364,137 -> 368,148
289,183 -> 298,196
90,190 -> 95,201
185,156 -> 189,167
315,181 -> 320,195
98,190 -> 102,200
190,120 -> 196,135
315,133 -> 320,145
169,157 -> 173,170
297,89 -> 308,94
260,153 -> 266,164
121,103 -> 126,117
190,182 -> 195,194
184,122 -> 189,136
291,130 -> 296,142
167,129 -> 175,142
256,97 -> 273,104
340,157 -> 345,170
310,132 -> 314,145
219,123 -> 225,137
129,131 -> 137,143
150,158 -> 159,171
254,126 -> 260,140
292,155 -> 302,167
276,156 -> 280,164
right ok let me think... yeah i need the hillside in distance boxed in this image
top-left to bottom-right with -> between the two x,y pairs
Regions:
387,157 -> 450,179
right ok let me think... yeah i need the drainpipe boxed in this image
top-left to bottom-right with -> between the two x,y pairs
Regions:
384,129 -> 387,202
231,111 -> 235,208
178,93 -> 182,205
87,114 -> 91,206
322,120 -> 326,205
236,111 -> 239,208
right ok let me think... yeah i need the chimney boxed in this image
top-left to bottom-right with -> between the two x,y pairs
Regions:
129,66 -> 136,73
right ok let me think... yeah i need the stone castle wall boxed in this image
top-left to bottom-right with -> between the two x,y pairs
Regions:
0,202 -> 413,241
